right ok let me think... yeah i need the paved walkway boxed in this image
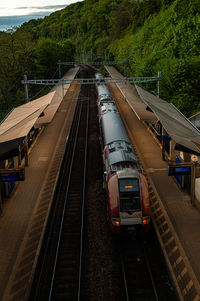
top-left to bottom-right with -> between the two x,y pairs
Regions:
106,66 -> 200,300
0,67 -> 79,300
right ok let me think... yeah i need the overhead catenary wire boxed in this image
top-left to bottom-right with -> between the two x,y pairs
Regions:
28,67 -> 59,102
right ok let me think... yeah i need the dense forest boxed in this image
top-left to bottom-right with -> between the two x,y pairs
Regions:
0,0 -> 199,120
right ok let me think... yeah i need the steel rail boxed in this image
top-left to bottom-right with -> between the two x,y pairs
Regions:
120,236 -> 161,301
78,96 -> 90,300
120,247 -> 130,301
143,245 -> 160,301
48,100 -> 83,301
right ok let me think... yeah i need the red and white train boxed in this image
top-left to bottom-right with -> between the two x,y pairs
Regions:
95,72 -> 150,234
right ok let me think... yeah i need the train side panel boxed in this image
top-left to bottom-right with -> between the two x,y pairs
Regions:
107,173 -> 120,234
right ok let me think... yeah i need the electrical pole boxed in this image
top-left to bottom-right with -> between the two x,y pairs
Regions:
157,71 -> 162,98
58,59 -> 61,79
62,80 -> 64,103
191,163 -> 196,205
24,75 -> 29,103
90,49 -> 93,61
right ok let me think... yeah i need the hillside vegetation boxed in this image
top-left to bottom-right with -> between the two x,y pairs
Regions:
0,0 -> 199,120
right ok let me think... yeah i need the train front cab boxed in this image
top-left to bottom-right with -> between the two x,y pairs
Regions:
107,170 -> 150,234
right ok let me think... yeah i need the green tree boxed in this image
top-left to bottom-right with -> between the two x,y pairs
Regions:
35,38 -> 74,78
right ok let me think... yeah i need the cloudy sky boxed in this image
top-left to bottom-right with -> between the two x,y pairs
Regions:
0,0 -> 83,16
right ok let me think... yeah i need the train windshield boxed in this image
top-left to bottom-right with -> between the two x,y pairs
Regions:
119,178 -> 141,212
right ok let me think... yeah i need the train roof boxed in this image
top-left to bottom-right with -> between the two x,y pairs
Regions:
100,102 -> 139,167
107,139 -> 138,167
101,103 -> 130,145
108,148 -> 138,166
97,84 -> 112,101
117,168 -> 139,178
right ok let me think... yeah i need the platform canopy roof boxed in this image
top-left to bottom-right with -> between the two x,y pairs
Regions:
125,85 -> 158,124
136,86 -> 200,155
0,91 -> 56,143
0,67 -> 80,161
35,77 -> 66,126
35,69 -> 79,126
0,91 -> 56,160
189,112 -> 200,130
105,65 -> 157,123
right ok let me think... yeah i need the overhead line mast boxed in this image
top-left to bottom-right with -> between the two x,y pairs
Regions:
22,61 -> 161,103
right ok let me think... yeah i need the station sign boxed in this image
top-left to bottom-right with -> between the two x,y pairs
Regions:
0,168 -> 25,182
168,165 -> 191,176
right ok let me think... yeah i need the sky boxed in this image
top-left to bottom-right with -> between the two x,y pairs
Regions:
0,0 -> 83,17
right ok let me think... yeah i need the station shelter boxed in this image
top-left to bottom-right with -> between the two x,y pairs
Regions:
129,85 -> 200,204
0,87 -> 63,211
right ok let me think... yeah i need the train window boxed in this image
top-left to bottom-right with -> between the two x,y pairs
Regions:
119,178 -> 139,192
119,178 -> 141,211
120,196 -> 141,211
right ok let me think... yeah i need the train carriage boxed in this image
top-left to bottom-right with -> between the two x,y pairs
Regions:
96,72 -> 150,234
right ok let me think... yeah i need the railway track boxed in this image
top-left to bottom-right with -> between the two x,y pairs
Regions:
30,73 -> 91,301
49,94 -> 89,300
120,235 -> 159,301
27,66 -> 178,301
120,232 -> 176,301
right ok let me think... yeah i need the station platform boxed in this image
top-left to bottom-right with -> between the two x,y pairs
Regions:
0,67 -> 80,301
106,66 -> 200,301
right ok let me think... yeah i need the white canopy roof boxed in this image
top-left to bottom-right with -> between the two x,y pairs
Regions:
0,91 -> 55,143
136,86 -> 200,155
0,67 -> 80,160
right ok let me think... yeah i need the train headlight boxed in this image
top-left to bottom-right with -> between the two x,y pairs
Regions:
142,217 -> 150,224
112,218 -> 120,226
